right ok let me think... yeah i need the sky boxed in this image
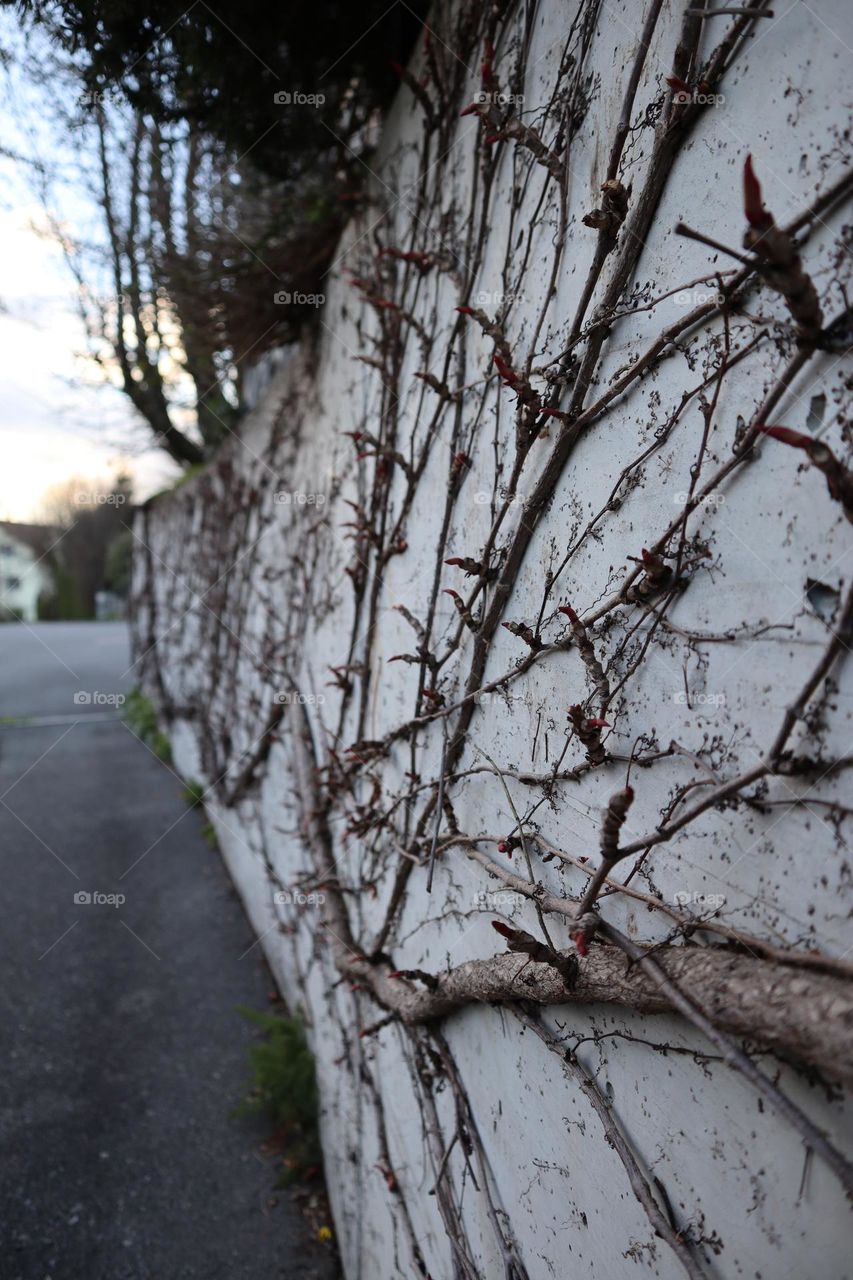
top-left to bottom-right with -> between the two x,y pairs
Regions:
0,15 -> 181,523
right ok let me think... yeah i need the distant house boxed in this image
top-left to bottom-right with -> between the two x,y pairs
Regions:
0,522 -> 58,622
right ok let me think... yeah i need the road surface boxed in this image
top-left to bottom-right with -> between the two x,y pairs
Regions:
0,622 -> 338,1280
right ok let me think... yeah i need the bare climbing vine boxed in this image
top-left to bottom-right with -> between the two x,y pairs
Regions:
132,1 -> 853,1273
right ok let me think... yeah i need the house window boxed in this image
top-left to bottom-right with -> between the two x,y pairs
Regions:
5,576 -> 21,590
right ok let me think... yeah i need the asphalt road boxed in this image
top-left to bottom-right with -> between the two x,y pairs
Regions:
0,622 -> 338,1280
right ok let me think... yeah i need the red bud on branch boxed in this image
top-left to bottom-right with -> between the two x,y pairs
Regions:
481,41 -> 495,87
600,785 -> 635,861
624,546 -> 674,602
444,555 -> 491,577
502,620 -> 542,650
756,424 -> 812,450
493,354 -> 520,387
443,586 -> 478,630
568,705 -> 609,765
374,1163 -> 398,1192
560,604 -> 611,711
758,426 -> 853,520
743,154 -> 773,230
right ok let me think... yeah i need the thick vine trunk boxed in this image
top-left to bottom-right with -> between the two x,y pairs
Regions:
291,701 -> 853,1083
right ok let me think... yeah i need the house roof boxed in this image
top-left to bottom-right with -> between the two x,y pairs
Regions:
0,521 -> 62,557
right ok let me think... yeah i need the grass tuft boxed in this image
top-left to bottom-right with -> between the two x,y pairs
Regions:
236,1008 -> 322,1184
123,687 -> 172,762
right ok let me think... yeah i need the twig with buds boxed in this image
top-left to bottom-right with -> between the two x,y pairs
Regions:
559,606 -> 610,712
573,787 -> 636,927
567,705 -> 610,765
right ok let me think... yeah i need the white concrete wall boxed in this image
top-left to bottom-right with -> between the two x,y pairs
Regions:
132,3 -> 853,1275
